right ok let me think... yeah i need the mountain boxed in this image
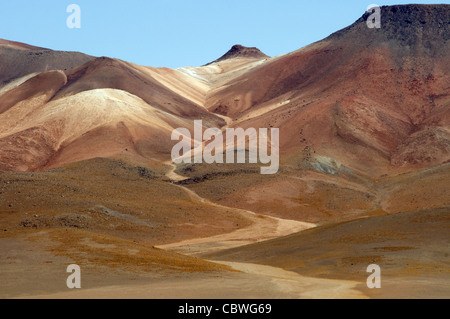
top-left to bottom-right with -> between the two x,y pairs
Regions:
206,44 -> 269,65
0,39 -> 93,87
0,53 -> 225,171
0,4 -> 448,207
170,4 -> 449,225
0,4 -> 447,176
205,4 -> 449,173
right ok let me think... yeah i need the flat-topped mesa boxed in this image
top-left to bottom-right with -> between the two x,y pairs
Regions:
206,45 -> 269,65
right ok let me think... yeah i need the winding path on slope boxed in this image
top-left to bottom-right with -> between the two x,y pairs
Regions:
159,161 -> 315,255
154,161 -> 367,299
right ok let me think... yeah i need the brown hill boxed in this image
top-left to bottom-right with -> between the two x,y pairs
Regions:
0,55 -> 226,171
168,4 -> 450,228
206,4 -> 449,175
0,39 -> 93,87
206,44 -> 269,65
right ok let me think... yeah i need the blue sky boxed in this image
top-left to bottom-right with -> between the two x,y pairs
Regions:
0,0 -> 447,68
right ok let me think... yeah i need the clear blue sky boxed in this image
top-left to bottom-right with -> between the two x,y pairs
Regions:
0,0 -> 447,68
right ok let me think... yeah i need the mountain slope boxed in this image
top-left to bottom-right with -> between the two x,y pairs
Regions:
170,4 -> 450,226
0,5 -> 447,192
0,39 -> 93,87
206,44 -> 269,65
205,4 -> 449,175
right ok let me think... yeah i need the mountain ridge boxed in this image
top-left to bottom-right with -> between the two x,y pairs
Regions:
0,4 -> 448,173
